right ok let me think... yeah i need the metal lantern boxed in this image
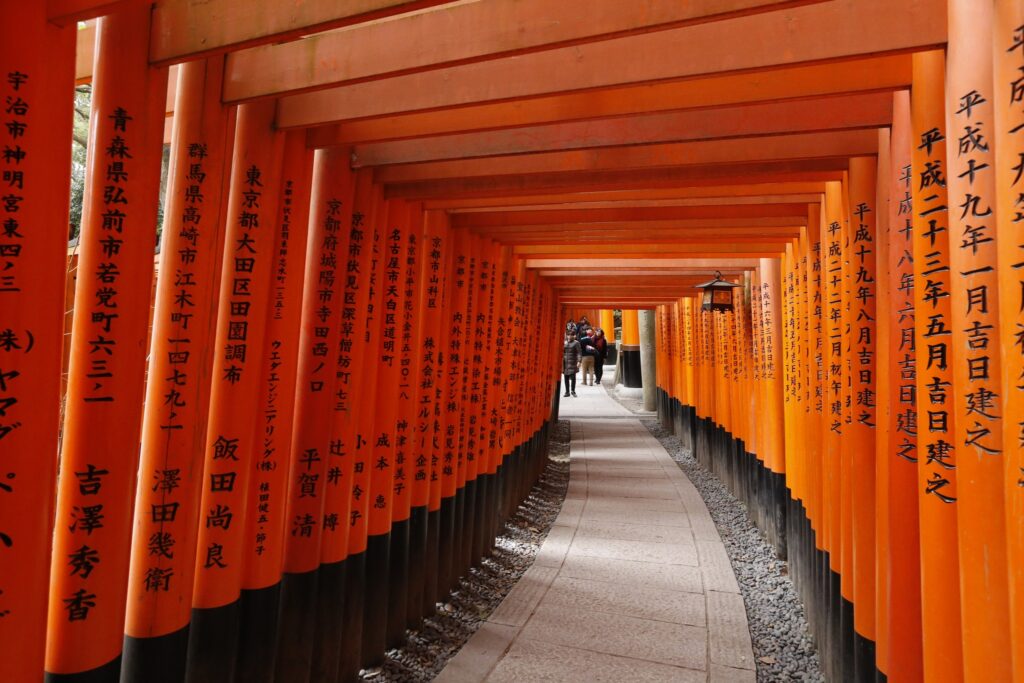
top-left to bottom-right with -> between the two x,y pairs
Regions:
695,271 -> 741,312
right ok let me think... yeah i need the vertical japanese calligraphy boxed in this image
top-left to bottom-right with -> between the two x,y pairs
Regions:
994,1 -> 1024,672
186,100 -> 284,681
0,7 -> 75,680
46,6 -> 168,677
945,3 -> 1011,676
911,50 -> 964,683
123,57 -> 233,680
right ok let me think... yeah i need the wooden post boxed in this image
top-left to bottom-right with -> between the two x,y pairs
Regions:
274,146 -> 352,681
912,50 -> 964,683
422,211 -> 451,612
882,89 -> 924,683
0,6 -> 75,680
993,3 -> 1024,677
336,169 -> 381,681
184,100 -> 285,681
848,156 -> 879,675
46,7 -> 168,679
621,308 -> 641,388
232,129 -> 313,682
121,57 -> 234,682
946,3 -> 1012,678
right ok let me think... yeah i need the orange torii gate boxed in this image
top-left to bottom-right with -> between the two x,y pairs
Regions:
3,1 -> 1024,682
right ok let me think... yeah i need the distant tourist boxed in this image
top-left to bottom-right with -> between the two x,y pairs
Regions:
593,328 -> 608,385
562,331 -> 581,397
579,327 -> 597,386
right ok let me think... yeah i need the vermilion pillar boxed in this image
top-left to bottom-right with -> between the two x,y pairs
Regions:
0,7 -> 75,681
46,7 -> 168,679
422,212 -> 451,611
121,57 -> 234,683
600,308 -> 617,365
993,2 -> 1024,677
336,170 -> 381,680
620,309 -> 641,388
233,129 -> 313,682
847,156 -> 878,676
386,202 -> 417,648
185,101 -> 285,680
362,199 -> 407,665
911,50 -> 964,683
874,136 -> 891,679
884,89 -> 924,683
946,3 -> 1011,678
274,146 -> 351,681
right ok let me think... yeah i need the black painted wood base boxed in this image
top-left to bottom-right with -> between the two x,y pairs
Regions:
437,495 -> 456,599
275,568 -> 320,682
121,624 -> 189,683
621,347 -> 642,388
338,550 -> 365,683
45,655 -> 122,683
424,507 -> 441,613
185,600 -> 240,682
386,518 -> 410,649
238,582 -> 282,683
362,531 -> 391,668
310,560 -> 347,683
407,505 -> 429,628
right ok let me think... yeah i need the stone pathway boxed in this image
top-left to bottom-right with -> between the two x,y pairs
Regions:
436,381 -> 755,682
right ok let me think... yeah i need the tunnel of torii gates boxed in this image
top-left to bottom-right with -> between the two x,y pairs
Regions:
2,0 -> 1024,681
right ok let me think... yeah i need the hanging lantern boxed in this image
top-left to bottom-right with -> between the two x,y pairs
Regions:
695,271 -> 741,312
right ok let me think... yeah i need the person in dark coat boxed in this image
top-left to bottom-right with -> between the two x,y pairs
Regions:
593,327 -> 608,385
562,331 -> 581,397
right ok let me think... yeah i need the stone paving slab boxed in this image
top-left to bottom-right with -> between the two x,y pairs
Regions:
487,639 -> 706,683
437,382 -> 753,682
575,517 -> 693,542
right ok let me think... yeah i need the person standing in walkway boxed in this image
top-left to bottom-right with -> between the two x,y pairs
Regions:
563,331 -> 581,397
593,327 -> 608,385
579,327 -> 597,386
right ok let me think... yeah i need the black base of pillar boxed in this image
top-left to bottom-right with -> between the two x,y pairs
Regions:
451,487 -> 466,591
45,656 -> 122,683
437,495 -> 456,598
310,560 -> 347,683
362,532 -> 391,668
386,518 -> 410,649
407,505 -> 429,627
424,506 -> 441,612
238,582 -> 282,683
621,346 -> 641,388
462,478 -> 477,576
276,568 -> 320,682
337,551 -> 365,683
121,626 -> 188,683
184,600 -> 240,682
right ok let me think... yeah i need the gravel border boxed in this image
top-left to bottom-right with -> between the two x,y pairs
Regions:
363,420 -> 570,682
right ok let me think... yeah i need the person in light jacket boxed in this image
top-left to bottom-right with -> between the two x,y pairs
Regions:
562,331 -> 582,397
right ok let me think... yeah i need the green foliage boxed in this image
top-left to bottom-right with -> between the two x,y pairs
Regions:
67,83 -> 170,246
69,85 -> 90,241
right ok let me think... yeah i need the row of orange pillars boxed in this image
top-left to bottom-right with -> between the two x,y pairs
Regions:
3,12 -> 567,680
650,45 -> 1024,683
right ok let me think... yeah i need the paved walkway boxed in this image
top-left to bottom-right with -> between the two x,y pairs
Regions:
437,380 -> 755,682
